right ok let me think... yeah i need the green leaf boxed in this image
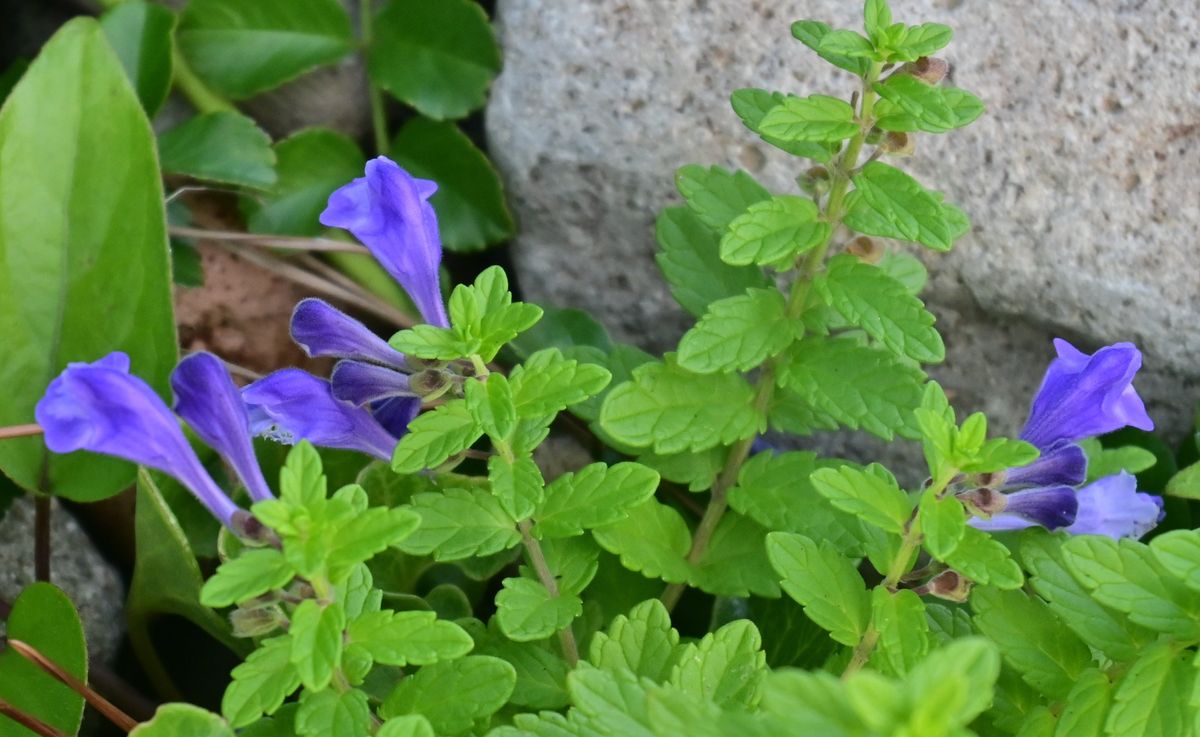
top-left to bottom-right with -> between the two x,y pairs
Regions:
655,206 -> 772,317
534,462 -> 660,538
378,716 -> 435,737
389,324 -> 476,360
1079,438 -> 1159,483
1150,529 -> 1200,591
296,690 -> 370,737
392,401 -> 484,473
158,112 -> 277,190
200,549 -> 296,608
757,95 -> 860,142
289,600 -> 345,690
466,374 -> 518,441
399,487 -> 521,560
760,670 -> 871,734
327,506 -> 421,573
674,165 -> 771,230
766,532 -> 870,646
177,0 -> 353,99
567,668 -> 657,737
100,1 -> 174,116
505,307 -> 613,362
904,638 -> 1000,731
222,635 -> 301,728
475,636 -> 570,710
391,117 -> 514,250
944,526 -> 1023,588
746,595 -> 838,669
670,620 -> 766,709
810,464 -> 912,535
368,0 -> 500,120
588,600 -> 682,682
719,196 -> 830,269
489,455 -> 545,521
509,348 -> 612,417
381,656 -> 516,733
729,88 -> 837,161
791,20 -> 869,76
245,128 -> 365,236
593,499 -> 693,584
863,0 -> 893,38
1054,669 -> 1111,737
777,337 -> 925,440
348,610 -> 473,665
130,705 -> 233,737
0,19 -> 177,501
1063,536 -> 1200,637
818,254 -> 944,363
882,23 -> 953,62
638,446 -> 727,493
447,266 -> 543,361
1166,461 -> 1200,500
677,288 -> 799,374
878,251 -> 928,294
871,587 -> 928,676
0,583 -> 87,737
496,577 -> 583,642
818,29 -> 879,59
692,512 -> 781,598
844,162 -> 965,252
600,358 -> 760,454
1104,642 -> 1192,737
873,75 -> 984,134
919,493 -> 965,559
971,586 -> 1092,699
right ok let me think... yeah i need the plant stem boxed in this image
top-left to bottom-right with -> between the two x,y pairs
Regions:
359,0 -> 390,155
0,697 -> 68,737
170,48 -> 235,114
169,226 -> 368,254
6,639 -> 137,733
518,520 -> 580,666
0,424 -> 42,440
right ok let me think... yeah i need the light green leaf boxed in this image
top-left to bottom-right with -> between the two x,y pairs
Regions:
777,337 -> 925,440
245,128 -> 365,236
944,526 -> 1023,588
818,253 -> 944,362
817,30 -> 878,60
674,165 -> 771,230
347,610 -> 474,666
720,196 -> 830,269
327,506 -> 421,574
638,446 -> 728,492
158,112 -> 276,189
599,358 -> 760,454
873,75 -> 984,134
883,23 -> 953,62
509,348 -> 612,417
1053,669 -> 1110,737
593,499 -> 693,584
378,716 -> 435,737
878,251 -> 928,294
496,577 -> 583,641
729,88 -> 837,161
1166,461 -> 1200,500
757,94 -> 860,142
1104,642 -> 1192,737
489,455 -> 545,522
200,549 -> 296,608
399,487 -> 521,561
677,288 -> 799,374
100,1 -> 174,116
766,532 -> 870,646
0,19 -> 177,501
289,600 -> 344,690
177,0 -> 353,98
760,669 -> 871,734
130,705 -> 233,737
919,493 -> 965,559
588,600 -> 682,682
446,266 -> 544,361
381,655 -> 516,733
368,0 -> 501,120
222,636 -> 301,728
670,619 -> 766,709
1079,439 -> 1158,483
391,116 -> 514,250
791,20 -> 869,76
534,462 -> 660,539
466,374 -> 518,441
1150,529 -> 1200,591
872,587 -> 928,676
655,206 -> 772,318
692,511 -> 781,598
844,162 -> 965,251
904,638 -> 1000,731
863,0 -> 892,38
391,400 -> 483,473
474,636 -> 569,710
810,464 -> 912,535
296,690 -> 370,737
389,324 -> 477,360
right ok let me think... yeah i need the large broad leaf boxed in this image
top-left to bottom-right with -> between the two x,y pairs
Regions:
391,117 -> 514,252
244,127 -> 365,236
177,0 -> 354,99
100,0 -> 175,117
0,583 -> 87,737
368,0 -> 502,121
0,19 -> 177,501
158,111 -> 277,190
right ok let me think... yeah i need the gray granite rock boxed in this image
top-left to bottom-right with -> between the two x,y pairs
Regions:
0,497 -> 124,663
489,0 -> 1200,443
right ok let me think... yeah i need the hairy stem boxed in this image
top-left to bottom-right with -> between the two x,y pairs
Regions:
6,639 -> 137,732
359,0 -> 390,155
518,520 -> 580,666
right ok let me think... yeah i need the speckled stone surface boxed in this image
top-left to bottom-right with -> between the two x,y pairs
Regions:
488,0 -> 1200,444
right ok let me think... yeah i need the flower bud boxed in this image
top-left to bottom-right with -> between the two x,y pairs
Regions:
411,369 -> 452,399
880,131 -> 915,157
957,487 -> 1007,518
847,236 -> 884,264
798,166 -> 830,197
900,57 -> 949,85
407,356 -> 448,371
230,605 -> 285,638
927,570 -> 972,602
230,510 -> 280,548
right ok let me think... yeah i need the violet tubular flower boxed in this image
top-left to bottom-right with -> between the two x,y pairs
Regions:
1066,471 -> 1164,539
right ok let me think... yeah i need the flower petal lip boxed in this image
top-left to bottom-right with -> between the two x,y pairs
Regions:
968,485 -> 1078,532
319,157 -> 449,328
1004,442 -> 1087,489
290,298 -> 409,368
1019,340 -> 1154,450
242,368 -> 399,462
371,396 -> 422,438
330,360 -> 415,406
172,352 -> 274,502
1066,471 -> 1164,539
35,353 -> 240,527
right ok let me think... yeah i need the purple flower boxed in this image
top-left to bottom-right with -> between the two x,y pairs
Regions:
319,157 -> 449,328
36,353 -> 241,528
1003,442 -> 1088,490
968,486 -> 1078,532
242,369 -> 399,462
1066,471 -> 1164,539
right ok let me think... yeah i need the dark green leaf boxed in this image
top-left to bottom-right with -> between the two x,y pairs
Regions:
245,128 -> 365,236
100,1 -> 175,116
159,111 -> 276,189
655,206 -> 771,317
692,511 -> 781,598
381,656 -> 516,733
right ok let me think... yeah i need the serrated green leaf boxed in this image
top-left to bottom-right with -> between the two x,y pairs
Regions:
593,499 -> 693,584
810,464 -> 912,534
589,600 -> 682,682
489,455 -> 544,521
1150,529 -> 1200,591
496,577 -> 583,642
1062,536 -> 1200,637
200,549 -> 296,608
245,128 -> 365,236
475,635 -> 570,710
766,532 -> 870,646
130,704 -> 233,737
600,358 -> 760,454
904,638 -> 1000,731
177,0 -> 353,98
381,655 -> 516,733
720,196 -> 830,269
873,75 -> 984,134
296,689 -> 370,737
222,636 -> 301,728
920,493 -> 965,559
328,506 -> 420,574
945,526 -> 1023,588
1166,461 -> 1200,500
389,324 -> 476,360
817,29 -> 878,60
844,162 -> 964,251
818,254 -> 944,363
729,88 -> 837,161
100,1 -> 174,117
378,715 -> 435,737
677,288 -> 799,374
392,401 -> 483,473
534,462 -> 660,538
760,669 -> 870,734
466,374 -> 518,441
758,94 -> 860,142
883,23 -> 953,62
399,487 -> 520,560
1104,642 -> 1192,737
1053,669 -> 1110,737
158,111 -> 276,189
778,337 -> 925,440
289,600 -> 344,690
655,206 -> 772,317
638,446 -> 727,493
971,586 -> 1092,699
670,620 -> 766,709
674,164 -> 771,230
791,20 -> 869,76
348,610 -> 474,666
872,587 -> 928,676
509,347 -> 611,418
1079,439 -> 1159,483
864,0 -> 892,38
692,511 -> 781,598
447,266 -> 543,361
878,251 -> 928,294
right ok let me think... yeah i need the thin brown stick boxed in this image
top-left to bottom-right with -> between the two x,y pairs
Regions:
0,424 -> 43,440
6,640 -> 138,733
0,697 -> 70,737
34,497 -> 50,583
170,225 -> 368,254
